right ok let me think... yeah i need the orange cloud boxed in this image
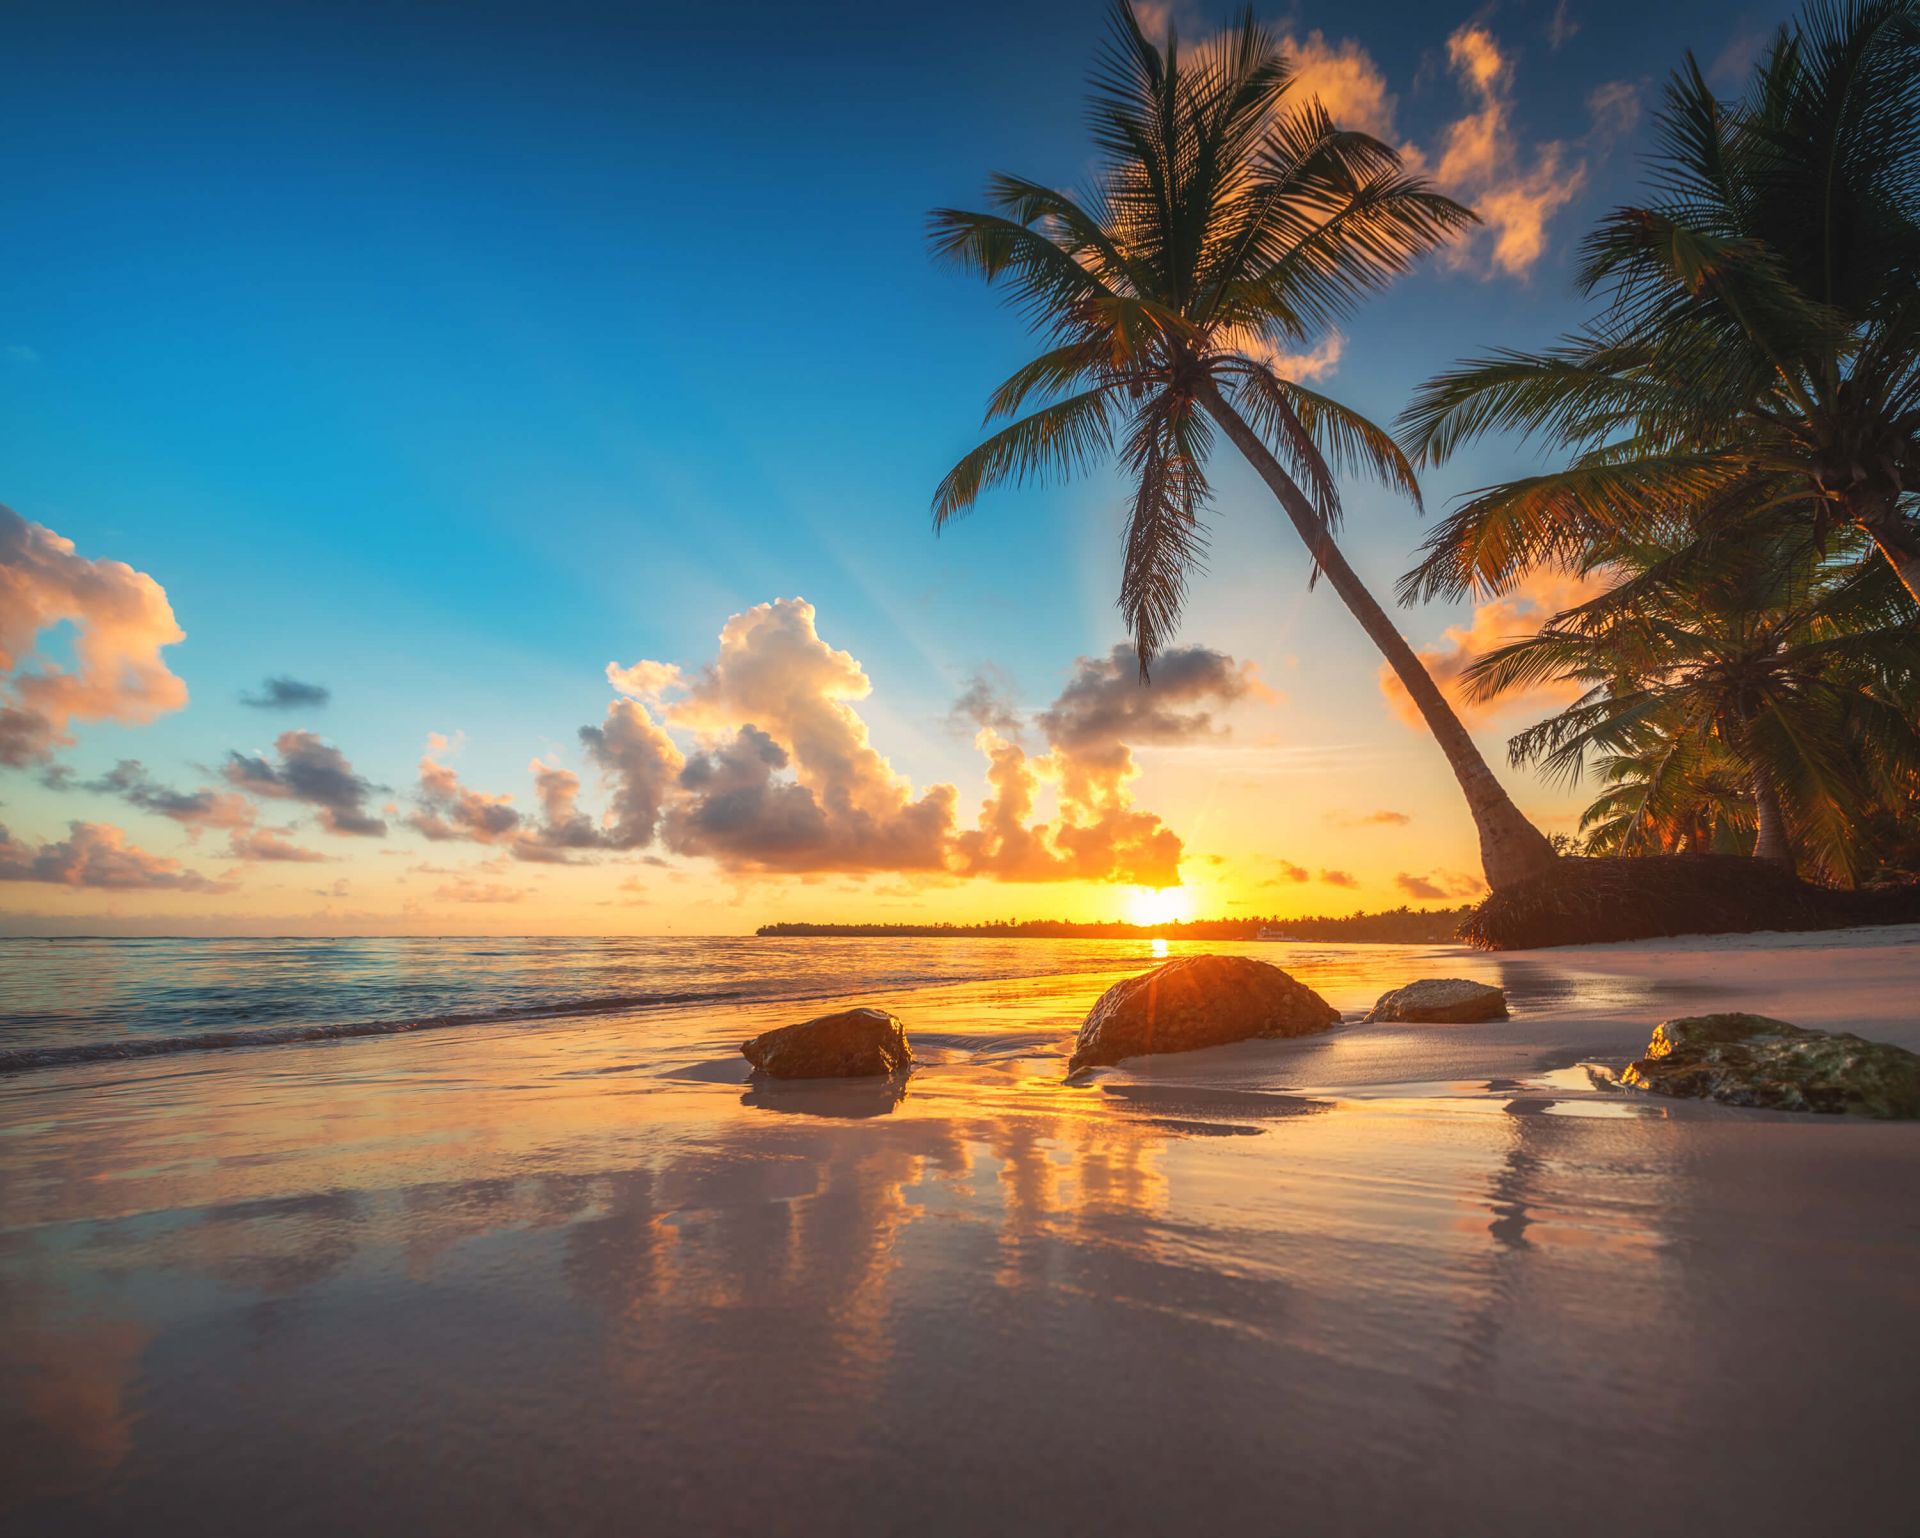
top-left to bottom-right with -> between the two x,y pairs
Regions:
1395,869 -> 1486,901
1430,25 -> 1586,277
1284,29 -> 1398,137
421,604 -> 1260,889
1381,569 -> 1608,729
0,820 -> 227,891
0,507 -> 188,765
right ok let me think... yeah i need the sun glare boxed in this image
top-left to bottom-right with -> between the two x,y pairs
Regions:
1124,885 -> 1192,928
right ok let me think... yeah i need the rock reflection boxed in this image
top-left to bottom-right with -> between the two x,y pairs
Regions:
741,1075 -> 910,1119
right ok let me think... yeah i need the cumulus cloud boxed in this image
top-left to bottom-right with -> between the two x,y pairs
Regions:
224,731 -> 387,836
949,666 -> 1024,739
240,676 -> 330,710
605,658 -> 683,703
1320,868 -> 1360,888
956,643 -> 1264,887
0,507 -> 189,766
408,742 -> 522,845
0,820 -> 227,891
579,698 -> 686,851
1265,860 -> 1312,885
1381,569 -> 1608,729
397,602 -> 1260,890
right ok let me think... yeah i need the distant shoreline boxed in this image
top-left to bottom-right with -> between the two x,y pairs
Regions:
757,907 -> 1475,945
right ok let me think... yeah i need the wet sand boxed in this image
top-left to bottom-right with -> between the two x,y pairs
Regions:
2,928 -> 1917,1535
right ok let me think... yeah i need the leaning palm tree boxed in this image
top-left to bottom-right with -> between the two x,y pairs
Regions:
1399,0 -> 1920,605
928,1 -> 1558,890
1463,524 -> 1920,880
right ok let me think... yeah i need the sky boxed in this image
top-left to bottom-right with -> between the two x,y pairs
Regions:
0,0 -> 1782,935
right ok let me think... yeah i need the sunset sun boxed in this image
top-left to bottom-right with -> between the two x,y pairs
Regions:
1123,885 -> 1193,928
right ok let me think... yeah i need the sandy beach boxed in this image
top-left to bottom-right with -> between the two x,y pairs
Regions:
2,927 -> 1916,1535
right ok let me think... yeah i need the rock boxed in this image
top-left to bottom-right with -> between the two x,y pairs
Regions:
741,1007 -> 911,1080
1067,955 -> 1340,1074
1365,977 -> 1509,1024
1621,1013 -> 1920,1119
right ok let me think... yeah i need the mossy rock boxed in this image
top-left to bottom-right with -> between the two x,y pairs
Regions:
1621,1013 -> 1920,1120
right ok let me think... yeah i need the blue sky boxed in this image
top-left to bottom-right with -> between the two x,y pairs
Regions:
0,0 -> 1784,931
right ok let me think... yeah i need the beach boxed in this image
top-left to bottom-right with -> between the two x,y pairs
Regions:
3,927 -> 1917,1535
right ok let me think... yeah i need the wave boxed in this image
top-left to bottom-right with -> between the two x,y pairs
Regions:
0,988 -> 746,1075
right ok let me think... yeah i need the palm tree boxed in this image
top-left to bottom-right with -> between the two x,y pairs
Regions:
927,2 -> 1559,890
1398,0 -> 1920,606
1462,523 -> 1920,879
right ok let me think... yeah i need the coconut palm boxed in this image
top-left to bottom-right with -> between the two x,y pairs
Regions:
1398,0 -> 1920,607
1462,524 -> 1920,879
928,1 -> 1558,890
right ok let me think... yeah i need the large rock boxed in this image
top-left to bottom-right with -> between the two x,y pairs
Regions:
742,1007 -> 911,1080
1366,977 -> 1508,1024
1067,955 -> 1340,1074
1621,1013 -> 1920,1119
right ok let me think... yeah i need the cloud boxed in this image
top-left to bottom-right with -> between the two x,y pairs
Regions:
228,828 -> 329,863
1319,868 -> 1360,888
224,730 -> 387,836
1264,860 -> 1312,885
1395,869 -> 1485,901
580,698 -> 686,850
637,599 -> 959,874
1381,569 -> 1608,729
408,743 -> 523,845
1585,80 -> 1641,148
0,507 -> 189,766
957,644 -> 1264,887
605,658 -> 683,704
1232,327 -> 1346,385
949,666 -> 1024,739
240,676 -> 331,710
433,878 -> 529,904
1284,29 -> 1398,137
398,602 -> 1259,890
80,760 -> 254,834
70,759 -> 329,862
1548,0 -> 1578,49
1423,26 -> 1588,277
1327,808 -> 1411,827
0,820 -> 227,891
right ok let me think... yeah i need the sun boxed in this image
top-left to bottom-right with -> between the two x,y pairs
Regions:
1124,885 -> 1193,928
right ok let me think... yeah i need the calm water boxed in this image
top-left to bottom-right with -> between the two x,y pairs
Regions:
0,933 -> 1690,1071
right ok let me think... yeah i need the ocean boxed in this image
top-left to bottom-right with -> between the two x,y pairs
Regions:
0,932 -> 1689,1073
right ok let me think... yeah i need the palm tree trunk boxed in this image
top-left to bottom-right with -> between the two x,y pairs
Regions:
1197,380 -> 1559,891
1749,765 -> 1792,865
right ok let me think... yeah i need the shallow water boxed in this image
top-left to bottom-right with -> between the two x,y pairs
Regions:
0,932 -> 1699,1068
2,928 -> 1917,1535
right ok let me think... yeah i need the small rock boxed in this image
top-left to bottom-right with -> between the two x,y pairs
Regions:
1068,955 -> 1340,1074
1365,977 -> 1509,1024
742,1007 -> 911,1080
1621,1013 -> 1920,1119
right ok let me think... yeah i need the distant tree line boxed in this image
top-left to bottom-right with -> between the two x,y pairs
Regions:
756,906 -> 1475,944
